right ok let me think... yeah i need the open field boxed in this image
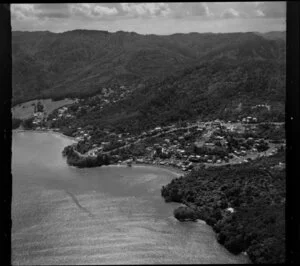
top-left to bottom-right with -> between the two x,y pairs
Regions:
12,98 -> 76,119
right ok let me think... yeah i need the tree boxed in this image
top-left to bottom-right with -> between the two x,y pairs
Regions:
173,206 -> 197,221
22,117 -> 34,129
36,101 -> 44,112
256,142 -> 269,152
12,118 -> 22,129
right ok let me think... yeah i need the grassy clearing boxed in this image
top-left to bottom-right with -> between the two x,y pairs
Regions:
12,98 -> 75,119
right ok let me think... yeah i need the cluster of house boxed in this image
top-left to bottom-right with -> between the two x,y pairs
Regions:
49,106 -> 74,123
58,106 -> 73,118
241,116 -> 258,123
30,110 -> 50,130
73,127 -> 92,142
116,120 -> 283,170
32,111 -> 45,126
55,107 -> 284,171
32,92 -> 283,171
98,85 -> 132,104
251,104 -> 271,111
95,121 -> 246,170
46,85 -> 133,128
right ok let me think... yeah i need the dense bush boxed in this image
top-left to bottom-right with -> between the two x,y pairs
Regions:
194,145 -> 228,158
22,117 -> 34,129
161,151 -> 285,263
63,145 -> 112,168
256,142 -> 270,152
36,101 -> 44,112
255,123 -> 285,140
61,126 -> 76,137
42,56 -> 285,136
76,141 -> 92,154
173,206 -> 197,221
12,118 -> 22,129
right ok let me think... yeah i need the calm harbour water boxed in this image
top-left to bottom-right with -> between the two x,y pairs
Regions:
12,131 -> 249,265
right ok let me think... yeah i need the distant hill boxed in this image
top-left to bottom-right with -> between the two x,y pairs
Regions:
12,30 -> 285,106
255,31 -> 286,41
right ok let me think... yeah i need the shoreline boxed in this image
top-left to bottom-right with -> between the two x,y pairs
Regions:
13,129 -> 252,262
132,162 -> 184,177
13,128 -> 77,142
13,129 -> 281,172
106,162 -> 184,177
13,129 -> 184,177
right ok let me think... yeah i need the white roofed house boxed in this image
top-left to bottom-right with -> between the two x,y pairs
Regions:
205,142 -> 215,148
154,126 -> 162,132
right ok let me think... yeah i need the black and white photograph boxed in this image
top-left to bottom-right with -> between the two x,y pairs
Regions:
5,1 -> 290,264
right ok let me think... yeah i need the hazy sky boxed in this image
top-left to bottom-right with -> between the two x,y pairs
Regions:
11,2 -> 286,34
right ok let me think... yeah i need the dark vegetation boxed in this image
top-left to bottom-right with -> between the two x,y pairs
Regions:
63,57 -> 285,135
47,56 -> 285,139
12,118 -> 22,129
62,140 -> 147,167
22,117 -> 34,129
34,101 -> 44,112
173,206 -> 197,222
161,151 -> 285,263
253,122 -> 285,141
12,30 -> 285,106
62,145 -> 111,168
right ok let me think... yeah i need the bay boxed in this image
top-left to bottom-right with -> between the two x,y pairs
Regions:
12,131 -> 249,265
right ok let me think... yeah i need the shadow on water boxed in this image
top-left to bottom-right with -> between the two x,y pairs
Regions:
64,189 -> 95,218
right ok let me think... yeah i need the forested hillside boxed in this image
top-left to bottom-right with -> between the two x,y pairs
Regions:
161,151 -> 286,264
73,57 -> 285,133
12,30 -> 285,106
